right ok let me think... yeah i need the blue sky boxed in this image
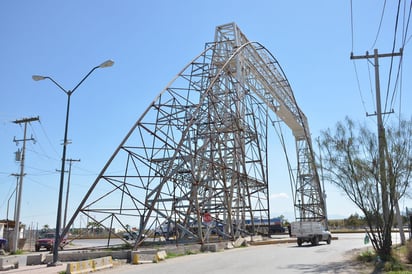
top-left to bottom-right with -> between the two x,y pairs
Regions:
1,1 -> 411,228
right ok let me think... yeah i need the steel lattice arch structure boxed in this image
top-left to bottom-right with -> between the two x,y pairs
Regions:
63,22 -> 326,247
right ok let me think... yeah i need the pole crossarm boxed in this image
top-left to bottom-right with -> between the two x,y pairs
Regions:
350,49 -> 403,60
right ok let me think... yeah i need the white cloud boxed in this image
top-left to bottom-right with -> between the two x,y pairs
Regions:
270,192 -> 289,199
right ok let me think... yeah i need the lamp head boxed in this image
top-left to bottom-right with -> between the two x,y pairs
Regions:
99,60 -> 114,68
32,75 -> 47,81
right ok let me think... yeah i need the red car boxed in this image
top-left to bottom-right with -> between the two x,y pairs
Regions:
35,233 -> 68,252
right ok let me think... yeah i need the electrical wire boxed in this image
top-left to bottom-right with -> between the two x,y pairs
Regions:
352,62 -> 369,115
401,0 -> 412,49
383,0 -> 402,119
385,0 -> 411,126
394,0 -> 412,122
367,59 -> 377,112
350,0 -> 374,117
38,120 -> 60,158
350,0 -> 354,52
370,0 -> 387,51
407,34 -> 412,45
29,122 -> 59,162
350,0 -> 411,126
0,180 -> 17,214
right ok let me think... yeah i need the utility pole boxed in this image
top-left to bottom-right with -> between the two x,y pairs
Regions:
7,174 -> 21,240
63,158 -> 80,230
350,48 -> 402,247
10,174 -> 20,226
12,116 -> 39,252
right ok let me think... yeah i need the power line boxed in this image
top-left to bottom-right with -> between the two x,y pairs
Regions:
370,0 -> 387,50
401,0 -> 412,46
367,59 -> 377,111
38,120 -> 60,158
383,0 -> 402,117
395,0 -> 412,123
352,61 -> 369,115
350,0 -> 354,52
29,122 -> 59,162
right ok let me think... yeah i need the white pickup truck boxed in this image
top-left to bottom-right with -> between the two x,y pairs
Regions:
291,221 -> 332,246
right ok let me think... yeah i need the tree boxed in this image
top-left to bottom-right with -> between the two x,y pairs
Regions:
345,213 -> 365,228
87,221 -> 102,235
319,117 -> 412,261
41,224 -> 50,233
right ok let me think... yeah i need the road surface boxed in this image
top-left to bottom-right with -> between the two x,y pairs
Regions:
99,233 -> 384,274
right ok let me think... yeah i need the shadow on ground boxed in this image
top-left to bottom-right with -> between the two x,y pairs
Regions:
280,260 -> 380,273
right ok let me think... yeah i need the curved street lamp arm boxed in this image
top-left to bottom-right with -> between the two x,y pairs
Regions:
71,60 -> 113,94
70,65 -> 100,94
44,76 -> 69,94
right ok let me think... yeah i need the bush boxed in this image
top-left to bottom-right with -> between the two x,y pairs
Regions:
406,241 -> 412,263
383,258 -> 404,272
357,250 -> 375,263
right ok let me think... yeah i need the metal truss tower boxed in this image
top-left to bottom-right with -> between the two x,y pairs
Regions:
63,22 -> 326,247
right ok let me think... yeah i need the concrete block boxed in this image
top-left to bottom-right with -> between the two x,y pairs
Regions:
201,243 -> 218,252
66,256 -> 113,274
16,255 -> 27,267
45,250 -> 129,263
156,250 -> 167,261
111,250 -> 130,261
67,259 -> 93,274
131,252 -> 151,264
26,254 -> 43,265
233,237 -> 247,247
131,251 -> 139,264
0,256 -> 19,271
131,250 -> 167,264
92,256 -> 113,271
250,235 -> 263,242
44,254 -> 53,264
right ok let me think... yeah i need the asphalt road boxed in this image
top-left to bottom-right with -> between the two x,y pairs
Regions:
97,233 -> 385,274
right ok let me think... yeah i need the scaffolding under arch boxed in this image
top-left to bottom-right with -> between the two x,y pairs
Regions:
63,22 -> 326,247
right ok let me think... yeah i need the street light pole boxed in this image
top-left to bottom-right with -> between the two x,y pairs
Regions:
32,59 -> 113,266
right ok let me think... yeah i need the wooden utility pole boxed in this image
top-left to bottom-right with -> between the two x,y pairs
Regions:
12,116 -> 39,252
350,48 -> 403,247
63,158 -> 80,229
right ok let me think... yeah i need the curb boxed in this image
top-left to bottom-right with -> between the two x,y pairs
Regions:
66,256 -> 113,274
131,250 -> 167,264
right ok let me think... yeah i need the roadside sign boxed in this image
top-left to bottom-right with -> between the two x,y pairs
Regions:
364,234 -> 370,244
203,212 -> 212,223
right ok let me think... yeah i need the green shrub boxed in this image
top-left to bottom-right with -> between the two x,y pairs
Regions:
357,250 -> 375,263
406,241 -> 412,263
384,258 -> 404,272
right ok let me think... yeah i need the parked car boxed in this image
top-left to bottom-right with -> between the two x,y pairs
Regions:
269,225 -> 286,234
123,231 -> 137,240
35,233 -> 68,252
0,238 -> 7,250
123,231 -> 145,240
154,222 -> 175,237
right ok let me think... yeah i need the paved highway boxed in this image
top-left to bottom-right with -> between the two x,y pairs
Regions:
97,233 -> 394,274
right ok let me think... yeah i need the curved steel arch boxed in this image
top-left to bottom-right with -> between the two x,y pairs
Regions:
63,22 -> 326,247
